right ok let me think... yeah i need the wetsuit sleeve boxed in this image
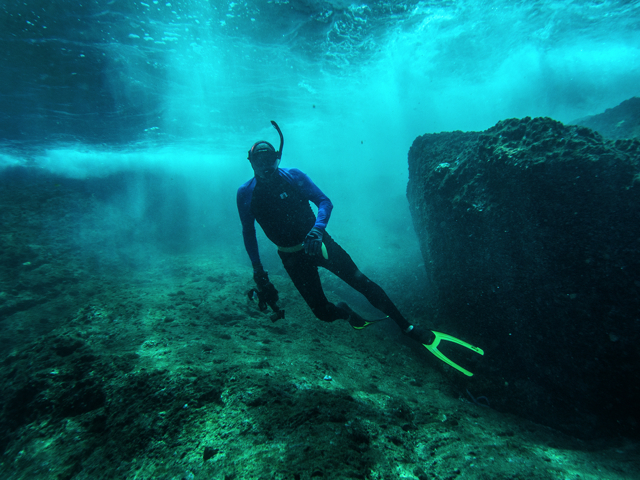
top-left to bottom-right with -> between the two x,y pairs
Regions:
237,182 -> 262,267
290,169 -> 333,230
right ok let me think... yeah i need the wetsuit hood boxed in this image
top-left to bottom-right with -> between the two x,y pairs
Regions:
247,121 -> 284,179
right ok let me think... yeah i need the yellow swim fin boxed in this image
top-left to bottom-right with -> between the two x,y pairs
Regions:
423,331 -> 484,377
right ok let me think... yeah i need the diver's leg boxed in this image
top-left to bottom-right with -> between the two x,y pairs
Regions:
278,250 -> 346,322
321,234 -> 412,331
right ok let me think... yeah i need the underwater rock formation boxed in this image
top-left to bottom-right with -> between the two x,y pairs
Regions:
573,96 -> 640,140
407,116 -> 640,438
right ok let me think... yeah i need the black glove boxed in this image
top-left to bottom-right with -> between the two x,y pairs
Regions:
253,266 -> 279,304
304,227 -> 324,256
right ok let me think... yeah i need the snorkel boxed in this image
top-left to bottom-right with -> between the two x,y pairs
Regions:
270,120 -> 284,160
248,121 -> 284,179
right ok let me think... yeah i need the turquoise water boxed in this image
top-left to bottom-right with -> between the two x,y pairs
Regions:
3,0 -> 639,268
2,1 -> 639,157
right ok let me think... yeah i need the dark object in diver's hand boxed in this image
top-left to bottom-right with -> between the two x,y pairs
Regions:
203,446 -> 218,461
247,288 -> 285,322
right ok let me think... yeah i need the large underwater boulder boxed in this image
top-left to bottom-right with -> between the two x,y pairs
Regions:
573,96 -> 640,140
407,116 -> 640,438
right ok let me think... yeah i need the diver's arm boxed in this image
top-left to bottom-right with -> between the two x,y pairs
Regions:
242,222 -> 261,268
289,169 -> 333,229
237,182 -> 262,268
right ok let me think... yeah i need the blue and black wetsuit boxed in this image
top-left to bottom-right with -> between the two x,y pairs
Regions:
237,167 -> 411,329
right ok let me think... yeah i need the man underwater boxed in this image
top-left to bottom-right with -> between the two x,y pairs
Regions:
237,121 -> 435,343
237,122 -> 484,375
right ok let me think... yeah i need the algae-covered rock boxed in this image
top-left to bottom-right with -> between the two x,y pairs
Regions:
573,96 -> 640,140
407,116 -> 640,438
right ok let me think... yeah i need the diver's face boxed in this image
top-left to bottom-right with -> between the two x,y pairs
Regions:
251,152 -> 279,179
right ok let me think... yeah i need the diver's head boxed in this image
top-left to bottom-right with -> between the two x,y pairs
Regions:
248,121 -> 284,180
248,141 -> 280,179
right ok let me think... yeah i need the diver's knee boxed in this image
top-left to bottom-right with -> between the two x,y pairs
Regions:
313,311 -> 335,322
311,305 -> 341,323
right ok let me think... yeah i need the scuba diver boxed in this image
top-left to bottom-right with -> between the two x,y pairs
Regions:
237,121 -> 483,376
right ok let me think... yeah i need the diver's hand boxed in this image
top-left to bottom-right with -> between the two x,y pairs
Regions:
253,266 -> 279,304
304,227 -> 324,256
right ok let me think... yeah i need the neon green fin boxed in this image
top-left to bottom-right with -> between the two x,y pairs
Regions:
423,331 -> 484,377
321,242 -> 328,260
351,316 -> 389,330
